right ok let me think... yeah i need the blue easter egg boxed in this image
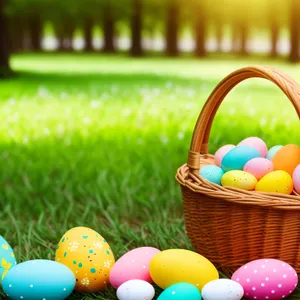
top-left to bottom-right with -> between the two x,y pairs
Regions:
0,235 -> 17,284
200,165 -> 224,185
2,260 -> 75,300
221,146 -> 261,172
158,282 -> 202,300
267,145 -> 283,161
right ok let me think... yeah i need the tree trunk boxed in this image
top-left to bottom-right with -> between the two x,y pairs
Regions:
289,0 -> 300,62
270,21 -> 279,57
0,0 -> 10,77
239,23 -> 248,55
216,20 -> 222,52
8,16 -> 25,52
28,13 -> 43,51
103,3 -> 115,53
166,0 -> 179,56
269,0 -> 279,57
194,8 -> 206,57
83,16 -> 93,51
56,17 -> 74,52
130,0 -> 143,56
231,23 -> 239,53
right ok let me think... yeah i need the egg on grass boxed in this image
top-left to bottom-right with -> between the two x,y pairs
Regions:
55,227 -> 115,292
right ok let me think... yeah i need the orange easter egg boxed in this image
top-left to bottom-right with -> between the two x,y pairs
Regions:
272,144 -> 300,176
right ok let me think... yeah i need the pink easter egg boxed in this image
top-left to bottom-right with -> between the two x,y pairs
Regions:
244,158 -> 274,180
214,144 -> 235,166
293,165 -> 300,194
232,259 -> 298,300
109,247 -> 160,289
238,137 -> 268,158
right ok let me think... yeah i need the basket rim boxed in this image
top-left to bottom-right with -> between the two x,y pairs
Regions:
176,154 -> 300,210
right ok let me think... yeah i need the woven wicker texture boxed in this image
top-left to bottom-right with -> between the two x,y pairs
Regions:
176,66 -> 300,275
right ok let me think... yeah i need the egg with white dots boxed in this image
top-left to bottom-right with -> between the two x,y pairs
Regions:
232,259 -> 298,300
117,279 -> 155,300
2,260 -> 75,300
201,279 -> 244,300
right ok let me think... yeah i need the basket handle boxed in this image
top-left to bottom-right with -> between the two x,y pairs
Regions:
187,65 -> 300,173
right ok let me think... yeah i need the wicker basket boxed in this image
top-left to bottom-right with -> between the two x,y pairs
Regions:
176,66 -> 300,276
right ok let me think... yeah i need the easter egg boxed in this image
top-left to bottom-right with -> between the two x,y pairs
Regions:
232,259 -> 298,300
267,145 -> 283,161
255,170 -> 293,195
221,146 -> 261,172
238,137 -> 268,157
157,282 -> 202,300
117,279 -> 155,300
293,165 -> 300,194
200,165 -> 224,185
0,236 -> 17,283
221,171 -> 257,191
2,260 -> 75,300
55,227 -> 115,292
272,144 -> 300,175
214,144 -> 235,166
149,249 -> 218,291
243,158 -> 274,180
202,279 -> 244,300
110,247 -> 160,289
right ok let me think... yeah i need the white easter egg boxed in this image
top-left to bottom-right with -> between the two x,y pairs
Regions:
117,279 -> 155,300
202,278 -> 244,300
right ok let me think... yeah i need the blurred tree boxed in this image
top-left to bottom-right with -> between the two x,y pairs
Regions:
232,1 -> 249,55
0,0 -> 10,77
83,16 -> 94,51
5,0 -> 25,52
289,0 -> 300,62
194,3 -> 207,57
77,0 -> 97,51
130,0 -> 143,56
28,12 -> 43,51
216,20 -> 223,52
269,0 -> 279,57
191,0 -> 208,57
102,1 -> 115,52
166,0 -> 180,56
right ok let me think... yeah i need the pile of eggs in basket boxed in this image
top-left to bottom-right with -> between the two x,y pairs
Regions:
1,228 -> 299,300
200,137 -> 300,194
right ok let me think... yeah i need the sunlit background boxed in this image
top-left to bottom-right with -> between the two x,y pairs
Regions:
0,0 -> 300,62
0,0 -> 300,299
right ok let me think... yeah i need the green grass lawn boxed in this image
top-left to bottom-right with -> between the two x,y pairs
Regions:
0,53 -> 299,299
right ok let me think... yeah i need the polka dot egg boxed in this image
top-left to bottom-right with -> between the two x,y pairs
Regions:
55,227 -> 115,292
232,259 -> 298,300
2,260 -> 75,300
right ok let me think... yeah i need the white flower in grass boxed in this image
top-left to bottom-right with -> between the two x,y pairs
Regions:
81,277 -> 89,286
68,241 -> 79,252
93,241 -> 103,249
104,260 -> 112,268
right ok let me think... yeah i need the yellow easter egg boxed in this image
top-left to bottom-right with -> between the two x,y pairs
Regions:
55,227 -> 115,292
255,170 -> 293,194
221,170 -> 257,190
149,249 -> 218,291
